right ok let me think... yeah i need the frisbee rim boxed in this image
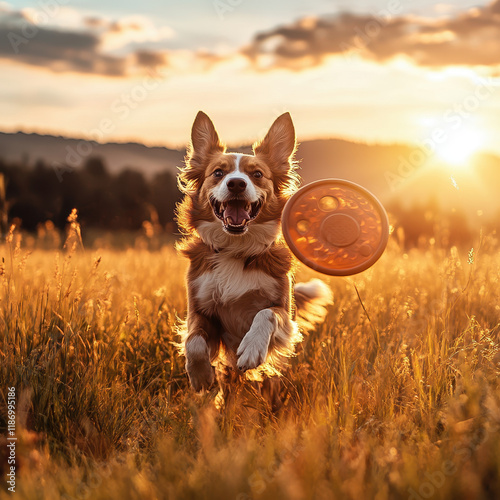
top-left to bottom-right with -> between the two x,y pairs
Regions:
282,178 -> 390,276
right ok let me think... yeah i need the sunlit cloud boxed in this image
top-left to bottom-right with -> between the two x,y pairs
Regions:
91,15 -> 175,52
241,0 -> 500,71
3,1 -> 500,80
0,8 -> 172,76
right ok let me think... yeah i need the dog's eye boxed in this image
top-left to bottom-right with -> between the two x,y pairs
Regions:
253,171 -> 263,179
213,169 -> 224,178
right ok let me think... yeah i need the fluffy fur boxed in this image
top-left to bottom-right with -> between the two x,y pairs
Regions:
176,111 -> 333,396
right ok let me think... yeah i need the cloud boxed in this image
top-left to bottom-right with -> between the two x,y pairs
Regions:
0,25 -> 128,76
242,0 -> 500,70
0,11 -> 170,77
134,50 -> 167,68
92,15 -> 175,51
3,2 -> 500,78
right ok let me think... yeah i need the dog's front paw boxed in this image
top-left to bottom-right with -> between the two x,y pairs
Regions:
236,331 -> 270,372
186,358 -> 215,392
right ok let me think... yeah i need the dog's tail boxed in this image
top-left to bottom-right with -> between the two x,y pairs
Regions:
294,279 -> 333,332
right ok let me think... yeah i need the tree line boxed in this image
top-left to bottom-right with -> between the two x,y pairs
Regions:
0,156 -> 181,233
0,155 -> 490,249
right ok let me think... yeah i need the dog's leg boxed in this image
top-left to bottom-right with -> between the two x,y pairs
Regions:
185,313 -> 217,392
236,307 -> 292,372
261,376 -> 282,413
215,364 -> 241,410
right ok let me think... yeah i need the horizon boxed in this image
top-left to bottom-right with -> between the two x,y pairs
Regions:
1,123 -> 499,229
2,127 -> 500,162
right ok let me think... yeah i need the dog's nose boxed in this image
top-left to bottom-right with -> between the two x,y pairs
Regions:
226,178 -> 247,194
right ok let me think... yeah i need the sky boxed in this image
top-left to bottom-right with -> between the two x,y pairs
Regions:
2,0 -> 500,159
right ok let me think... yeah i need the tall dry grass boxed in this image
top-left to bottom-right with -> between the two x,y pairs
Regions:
1,223 -> 500,500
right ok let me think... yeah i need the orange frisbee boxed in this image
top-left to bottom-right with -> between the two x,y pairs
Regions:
282,179 -> 389,276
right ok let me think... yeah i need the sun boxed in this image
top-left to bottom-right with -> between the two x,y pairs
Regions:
435,126 -> 484,169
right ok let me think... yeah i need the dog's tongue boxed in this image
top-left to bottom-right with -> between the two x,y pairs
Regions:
224,200 -> 250,225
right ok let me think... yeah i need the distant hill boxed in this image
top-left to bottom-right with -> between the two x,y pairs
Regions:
0,131 -> 417,198
1,131 -> 499,224
0,132 -> 184,177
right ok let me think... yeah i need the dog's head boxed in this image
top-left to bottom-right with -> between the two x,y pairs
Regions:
177,111 -> 299,239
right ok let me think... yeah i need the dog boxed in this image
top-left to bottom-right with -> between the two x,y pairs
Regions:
176,111 -> 332,401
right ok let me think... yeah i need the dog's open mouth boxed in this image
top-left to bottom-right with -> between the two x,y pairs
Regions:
210,197 -> 262,234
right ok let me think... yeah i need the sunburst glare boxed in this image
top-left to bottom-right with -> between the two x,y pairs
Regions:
435,126 -> 484,170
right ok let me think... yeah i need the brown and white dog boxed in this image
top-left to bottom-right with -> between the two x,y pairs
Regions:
176,111 -> 332,396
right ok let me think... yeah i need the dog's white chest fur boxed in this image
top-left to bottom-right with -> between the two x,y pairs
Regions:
193,254 -> 279,313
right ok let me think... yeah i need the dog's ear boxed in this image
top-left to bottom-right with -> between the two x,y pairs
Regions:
253,112 -> 297,170
191,111 -> 225,158
180,111 -> 226,193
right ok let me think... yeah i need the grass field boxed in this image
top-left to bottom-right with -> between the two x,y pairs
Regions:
1,224 -> 500,500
